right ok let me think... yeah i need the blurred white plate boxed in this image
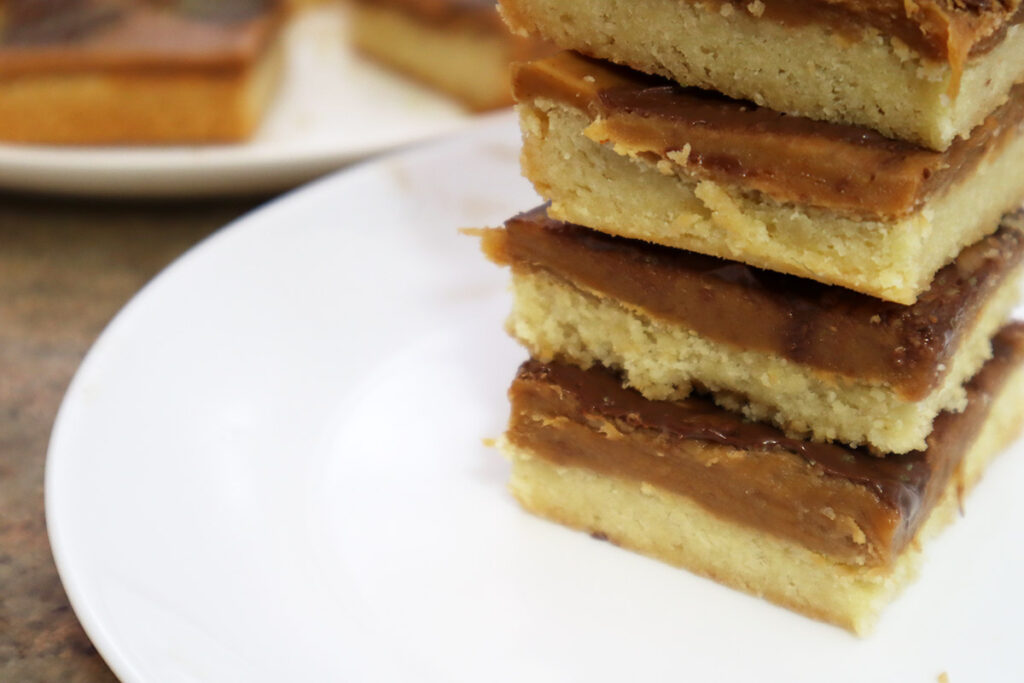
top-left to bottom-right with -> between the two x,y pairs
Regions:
46,113 -> 1024,682
0,5 -> 473,197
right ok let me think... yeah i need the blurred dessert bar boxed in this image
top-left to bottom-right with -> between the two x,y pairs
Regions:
482,207 -> 1024,453
498,0 -> 1024,150
349,0 -> 549,111
500,323 -> 1024,634
513,53 -> 1024,304
0,0 -> 285,144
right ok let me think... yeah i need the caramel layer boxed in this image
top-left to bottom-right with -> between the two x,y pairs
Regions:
506,323 -> 1024,566
513,52 -> 1024,218
482,207 -> 1024,400
713,0 -> 1024,67
0,0 -> 282,75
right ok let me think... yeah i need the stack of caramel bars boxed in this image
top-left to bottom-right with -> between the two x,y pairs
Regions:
478,0 -> 1024,634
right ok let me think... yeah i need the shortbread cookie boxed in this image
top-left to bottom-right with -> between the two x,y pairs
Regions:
481,207 -> 1024,453
500,323 -> 1024,634
499,0 -> 1024,149
513,53 -> 1024,303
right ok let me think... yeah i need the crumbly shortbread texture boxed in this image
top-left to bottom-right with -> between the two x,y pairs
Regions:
500,352 -> 1024,634
499,0 -> 1024,149
518,99 -> 1024,304
508,267 -> 1021,452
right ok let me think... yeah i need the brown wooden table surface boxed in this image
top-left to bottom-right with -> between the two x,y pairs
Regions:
0,192 -> 264,682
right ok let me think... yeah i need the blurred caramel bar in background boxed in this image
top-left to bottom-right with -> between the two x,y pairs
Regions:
350,0 -> 551,111
0,0 -> 285,144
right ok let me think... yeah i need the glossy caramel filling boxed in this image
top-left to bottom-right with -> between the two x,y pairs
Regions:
713,0 -> 1024,66
0,0 -> 282,74
506,323 -> 1024,566
513,52 -> 1024,218
482,207 -> 1024,400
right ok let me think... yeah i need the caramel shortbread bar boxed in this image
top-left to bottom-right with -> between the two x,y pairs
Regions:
499,0 -> 1024,149
500,323 -> 1024,634
350,0 -> 550,111
513,52 -> 1024,304
481,207 -> 1024,453
0,0 -> 285,144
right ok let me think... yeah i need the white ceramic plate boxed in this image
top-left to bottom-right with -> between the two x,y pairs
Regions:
47,113 -> 1024,682
0,5 -> 472,197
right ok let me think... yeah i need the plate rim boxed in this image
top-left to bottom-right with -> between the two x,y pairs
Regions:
42,113 -> 514,681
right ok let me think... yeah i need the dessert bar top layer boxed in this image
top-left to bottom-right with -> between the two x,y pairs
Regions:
507,322 -> 1024,565
706,0 -> 1023,65
0,0 -> 283,74
483,207 -> 1024,400
349,0 -> 508,31
513,52 -> 1024,218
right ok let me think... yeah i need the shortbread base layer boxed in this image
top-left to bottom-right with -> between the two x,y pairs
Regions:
0,39 -> 283,144
518,99 -> 1024,304
508,266 -> 1020,453
499,0 -> 1024,150
350,2 -> 525,111
501,350 -> 1024,634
